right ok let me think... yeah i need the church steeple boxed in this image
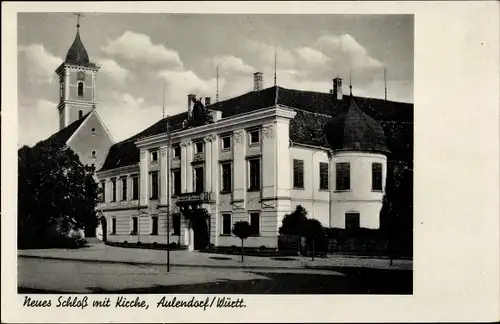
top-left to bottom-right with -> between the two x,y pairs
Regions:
55,13 -> 100,130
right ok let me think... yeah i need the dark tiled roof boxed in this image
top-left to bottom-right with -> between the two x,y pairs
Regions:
65,29 -> 95,67
324,98 -> 389,153
100,86 -> 413,171
40,112 -> 91,146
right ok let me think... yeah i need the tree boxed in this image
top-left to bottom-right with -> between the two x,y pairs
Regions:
302,218 -> 325,261
232,221 -> 253,262
279,205 -> 308,235
18,140 -> 99,248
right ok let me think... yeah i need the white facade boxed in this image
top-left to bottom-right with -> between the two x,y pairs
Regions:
97,105 -> 387,250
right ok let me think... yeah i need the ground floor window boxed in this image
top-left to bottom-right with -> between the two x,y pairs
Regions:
172,213 -> 181,235
249,212 -> 260,236
221,213 -> 232,235
131,217 -> 138,235
151,216 -> 158,235
345,212 -> 360,230
111,217 -> 116,234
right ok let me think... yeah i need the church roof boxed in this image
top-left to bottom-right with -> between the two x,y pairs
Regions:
41,112 -> 92,146
99,86 -> 413,172
65,28 -> 93,67
324,98 -> 389,153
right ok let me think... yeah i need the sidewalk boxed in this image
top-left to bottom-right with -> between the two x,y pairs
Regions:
18,243 -> 413,271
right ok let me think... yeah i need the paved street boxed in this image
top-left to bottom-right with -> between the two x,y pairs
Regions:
18,243 -> 412,294
18,243 -> 412,270
18,257 -> 412,294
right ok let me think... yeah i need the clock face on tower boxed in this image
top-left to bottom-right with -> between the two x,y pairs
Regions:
77,71 -> 86,81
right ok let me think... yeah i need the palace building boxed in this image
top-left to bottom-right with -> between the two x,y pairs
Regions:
42,22 -> 413,250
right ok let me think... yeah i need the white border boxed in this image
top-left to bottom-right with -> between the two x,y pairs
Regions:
3,2 -> 500,323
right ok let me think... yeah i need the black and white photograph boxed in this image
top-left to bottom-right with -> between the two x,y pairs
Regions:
16,12 -> 414,295
3,1 -> 499,323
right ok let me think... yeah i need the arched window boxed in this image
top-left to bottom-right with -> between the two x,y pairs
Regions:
78,110 -> 83,119
77,82 -> 84,97
91,151 -> 96,158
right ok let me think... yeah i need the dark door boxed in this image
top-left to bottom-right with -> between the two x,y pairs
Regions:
100,217 -> 107,242
192,217 -> 209,250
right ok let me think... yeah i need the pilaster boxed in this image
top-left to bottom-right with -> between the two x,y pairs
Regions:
261,123 -> 275,199
204,134 -> 216,193
180,140 -> 190,193
159,146 -> 168,206
139,149 -> 149,206
185,140 -> 194,192
233,129 -> 246,202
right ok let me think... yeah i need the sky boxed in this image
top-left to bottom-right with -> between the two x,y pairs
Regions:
17,13 -> 413,147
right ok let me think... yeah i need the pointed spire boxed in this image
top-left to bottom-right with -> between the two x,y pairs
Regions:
74,12 -> 84,28
65,13 -> 90,66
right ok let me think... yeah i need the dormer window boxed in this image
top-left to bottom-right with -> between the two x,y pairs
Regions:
77,82 -> 84,97
91,151 -> 96,159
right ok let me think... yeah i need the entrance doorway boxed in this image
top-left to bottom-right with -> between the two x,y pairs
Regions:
191,214 -> 209,250
100,216 -> 107,242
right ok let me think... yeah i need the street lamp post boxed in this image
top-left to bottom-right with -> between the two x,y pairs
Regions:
166,115 -> 171,272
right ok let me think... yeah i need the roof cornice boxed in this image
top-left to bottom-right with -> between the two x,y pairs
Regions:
135,105 -> 297,148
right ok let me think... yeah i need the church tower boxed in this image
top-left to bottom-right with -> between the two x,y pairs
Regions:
55,15 -> 100,130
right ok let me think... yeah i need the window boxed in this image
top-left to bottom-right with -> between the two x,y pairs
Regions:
121,178 -> 127,201
92,127 -> 96,135
319,162 -> 329,190
249,212 -> 260,236
132,176 -> 139,200
249,130 -> 260,145
221,213 -> 232,235
151,216 -> 158,235
293,159 -> 304,189
173,169 -> 181,196
77,82 -> 84,97
173,145 -> 181,159
111,179 -> 117,202
111,218 -> 116,234
372,163 -> 383,191
248,158 -> 261,190
345,212 -> 360,230
91,151 -> 96,159
194,166 -> 204,193
221,162 -> 232,192
172,213 -> 181,235
100,181 -> 105,202
335,163 -> 350,191
221,136 -> 231,150
131,217 -> 138,235
78,110 -> 83,119
150,172 -> 159,199
195,142 -> 204,154
151,151 -> 158,163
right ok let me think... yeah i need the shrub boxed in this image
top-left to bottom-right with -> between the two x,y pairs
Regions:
137,241 -> 142,245
152,242 -> 157,245
259,245 -> 267,251
123,240 -> 128,244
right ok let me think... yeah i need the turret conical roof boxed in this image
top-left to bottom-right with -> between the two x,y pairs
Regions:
324,97 -> 389,154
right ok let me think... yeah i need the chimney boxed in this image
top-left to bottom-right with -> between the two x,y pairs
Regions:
187,94 -> 196,116
332,77 -> 343,100
253,72 -> 263,91
205,97 -> 211,106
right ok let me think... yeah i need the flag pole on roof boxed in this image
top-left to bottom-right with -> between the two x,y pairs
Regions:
216,64 -> 219,103
384,66 -> 388,101
274,45 -> 277,87
162,84 -> 166,119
